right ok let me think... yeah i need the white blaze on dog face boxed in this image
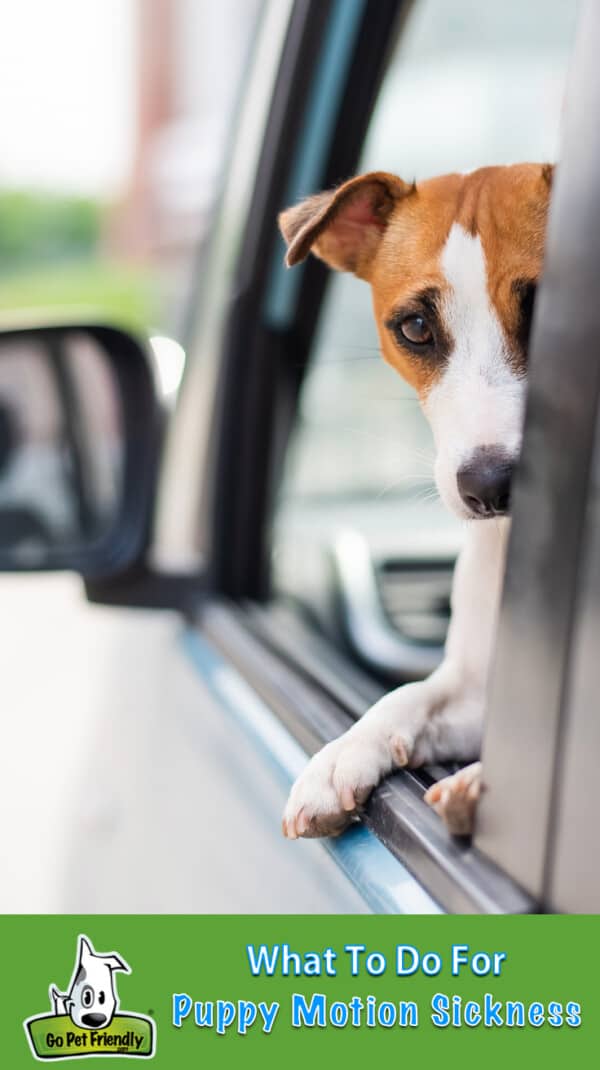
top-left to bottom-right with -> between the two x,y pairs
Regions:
66,936 -> 129,1030
422,224 -> 526,517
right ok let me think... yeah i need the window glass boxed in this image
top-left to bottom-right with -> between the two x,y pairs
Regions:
273,0 -> 579,669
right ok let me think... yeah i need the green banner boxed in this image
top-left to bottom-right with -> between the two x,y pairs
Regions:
2,916 -> 597,1067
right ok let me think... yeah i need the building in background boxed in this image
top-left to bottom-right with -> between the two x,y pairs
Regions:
0,0 -> 262,334
115,0 -> 261,327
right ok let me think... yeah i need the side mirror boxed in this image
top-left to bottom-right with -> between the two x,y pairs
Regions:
0,323 -> 161,578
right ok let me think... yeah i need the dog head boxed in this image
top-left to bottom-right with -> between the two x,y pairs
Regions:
279,164 -> 552,519
63,936 -> 129,1030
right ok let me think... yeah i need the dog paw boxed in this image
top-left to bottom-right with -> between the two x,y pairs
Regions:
282,730 -> 411,839
424,761 -> 482,836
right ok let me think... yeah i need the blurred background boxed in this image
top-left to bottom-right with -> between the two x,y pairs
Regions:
0,0 -> 576,353
0,0 -> 260,336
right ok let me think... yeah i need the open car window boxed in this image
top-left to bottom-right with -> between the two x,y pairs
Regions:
190,0 -> 596,913
272,0 -> 579,681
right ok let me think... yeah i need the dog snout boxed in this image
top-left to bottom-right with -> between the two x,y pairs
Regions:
81,1013 -> 107,1028
457,449 -> 514,517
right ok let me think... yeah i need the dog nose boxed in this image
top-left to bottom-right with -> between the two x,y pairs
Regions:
82,1013 -> 107,1028
457,451 -> 513,517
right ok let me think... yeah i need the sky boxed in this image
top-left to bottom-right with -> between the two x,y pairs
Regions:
0,0 -> 136,196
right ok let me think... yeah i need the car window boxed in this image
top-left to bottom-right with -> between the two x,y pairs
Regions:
272,0 -> 579,677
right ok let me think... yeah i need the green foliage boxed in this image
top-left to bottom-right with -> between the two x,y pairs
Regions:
0,190 -> 101,270
0,260 -> 161,332
0,190 -> 162,330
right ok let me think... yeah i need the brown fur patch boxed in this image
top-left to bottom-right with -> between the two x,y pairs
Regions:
280,164 -> 552,396
369,165 -> 551,393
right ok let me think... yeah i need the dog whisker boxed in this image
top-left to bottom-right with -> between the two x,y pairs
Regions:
373,474 -> 435,501
305,422 -> 434,456
365,396 -> 420,403
300,354 -> 383,365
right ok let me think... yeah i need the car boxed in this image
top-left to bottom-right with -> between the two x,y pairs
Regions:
0,0 -> 595,913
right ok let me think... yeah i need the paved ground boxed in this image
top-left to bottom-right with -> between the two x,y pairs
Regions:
0,574 -> 365,912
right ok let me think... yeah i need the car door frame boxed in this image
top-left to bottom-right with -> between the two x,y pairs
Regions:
191,0 -> 534,912
474,0 -> 600,913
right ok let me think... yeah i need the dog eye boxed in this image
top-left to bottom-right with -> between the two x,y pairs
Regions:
82,986 -> 94,1008
99,991 -> 105,1005
398,315 -> 433,346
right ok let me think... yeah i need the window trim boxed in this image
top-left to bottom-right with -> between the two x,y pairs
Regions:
474,0 -> 600,909
185,622 -> 442,914
199,0 -> 408,599
199,599 -> 535,913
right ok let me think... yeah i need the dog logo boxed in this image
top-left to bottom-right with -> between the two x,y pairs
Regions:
24,935 -> 156,1060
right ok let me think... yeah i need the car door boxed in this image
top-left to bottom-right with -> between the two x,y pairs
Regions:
97,0 -> 584,912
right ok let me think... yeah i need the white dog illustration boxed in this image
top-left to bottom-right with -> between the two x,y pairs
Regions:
49,935 -> 130,1030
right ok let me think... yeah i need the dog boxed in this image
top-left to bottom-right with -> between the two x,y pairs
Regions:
50,935 -> 129,1029
278,164 -> 552,839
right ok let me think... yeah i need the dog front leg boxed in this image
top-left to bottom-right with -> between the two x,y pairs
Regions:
282,523 -> 507,840
424,762 -> 483,836
282,660 -> 483,839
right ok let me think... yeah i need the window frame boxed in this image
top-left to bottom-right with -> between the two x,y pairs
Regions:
201,599 -> 534,912
200,0 -> 408,600
184,0 -> 541,912
474,0 -> 600,912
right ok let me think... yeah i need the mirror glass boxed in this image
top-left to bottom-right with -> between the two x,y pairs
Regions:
0,329 -> 124,565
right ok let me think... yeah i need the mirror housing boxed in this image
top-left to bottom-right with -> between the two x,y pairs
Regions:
0,323 -> 162,579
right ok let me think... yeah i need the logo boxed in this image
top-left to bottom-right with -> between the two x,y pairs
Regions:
24,935 -> 156,1061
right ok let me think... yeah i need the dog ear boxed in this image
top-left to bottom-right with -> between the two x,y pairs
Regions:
279,171 -> 413,278
77,936 -> 130,975
103,953 -> 130,974
78,936 -> 94,967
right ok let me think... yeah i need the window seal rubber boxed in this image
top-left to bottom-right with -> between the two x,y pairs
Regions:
197,598 -> 537,914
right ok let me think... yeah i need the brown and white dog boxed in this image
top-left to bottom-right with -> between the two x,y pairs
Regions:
278,164 -> 552,838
